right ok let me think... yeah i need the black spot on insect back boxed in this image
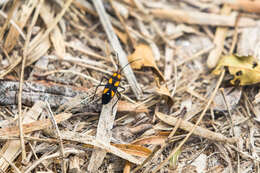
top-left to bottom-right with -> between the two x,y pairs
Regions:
102,91 -> 111,104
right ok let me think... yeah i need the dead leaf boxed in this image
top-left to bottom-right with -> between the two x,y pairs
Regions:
128,43 -> 165,81
112,144 -> 151,157
156,84 -> 174,105
132,135 -> 167,145
213,54 -> 260,85
155,78 -> 173,105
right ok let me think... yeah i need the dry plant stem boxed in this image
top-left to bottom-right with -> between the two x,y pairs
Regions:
40,69 -> 100,84
0,113 -> 72,137
177,45 -> 214,66
227,0 -> 260,13
27,0 -> 73,54
18,58 -> 27,162
133,118 -> 182,173
207,5 -> 231,68
220,88 -> 234,136
0,57 -> 22,78
18,0 -> 43,161
229,13 -> 241,54
65,42 -> 109,61
132,145 -> 161,173
152,70 -> 226,172
0,10 -> 25,39
109,0 -> 135,48
151,8 -> 254,27
91,0 -> 143,100
0,101 -> 45,171
25,149 -> 84,173
61,131 -> 141,165
228,144 -> 260,162
0,0 -> 18,40
87,100 -> 118,172
45,102 -> 66,173
0,154 -> 21,173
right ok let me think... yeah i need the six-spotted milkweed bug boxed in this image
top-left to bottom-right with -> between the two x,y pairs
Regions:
92,56 -> 138,110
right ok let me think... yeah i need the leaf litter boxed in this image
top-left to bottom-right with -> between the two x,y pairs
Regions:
1,0 -> 260,172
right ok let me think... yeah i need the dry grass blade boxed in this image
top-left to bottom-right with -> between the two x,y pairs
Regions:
4,0 -> 37,52
0,153 -> 21,173
61,131 -> 142,165
45,102 -> 66,173
0,9 -> 25,40
87,100 -> 118,172
152,70 -> 226,172
0,101 -> 45,171
156,112 -> 236,144
227,0 -> 260,13
24,148 -> 84,173
27,0 -> 73,54
0,113 -> 72,137
151,8 -> 255,27
18,0 -> 43,161
133,117 -> 182,173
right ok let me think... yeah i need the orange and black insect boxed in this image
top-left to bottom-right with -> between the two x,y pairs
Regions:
92,57 -> 138,110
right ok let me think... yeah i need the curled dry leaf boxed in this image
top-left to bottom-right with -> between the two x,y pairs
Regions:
128,43 -> 165,81
155,77 -> 174,105
213,54 -> 260,85
155,83 -> 174,105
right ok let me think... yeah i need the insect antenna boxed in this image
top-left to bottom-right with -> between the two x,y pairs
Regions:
118,58 -> 141,73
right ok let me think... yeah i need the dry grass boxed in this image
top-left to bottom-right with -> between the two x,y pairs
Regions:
1,0 -> 260,172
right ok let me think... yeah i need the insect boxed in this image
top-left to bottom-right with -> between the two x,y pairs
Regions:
92,56 -> 139,110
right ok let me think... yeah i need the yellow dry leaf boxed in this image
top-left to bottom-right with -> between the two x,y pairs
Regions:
213,54 -> 260,85
128,43 -> 165,81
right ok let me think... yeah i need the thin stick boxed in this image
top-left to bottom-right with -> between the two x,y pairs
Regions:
45,101 -> 66,173
229,13 -> 241,54
152,70 -> 225,172
207,4 -> 231,68
18,0 -> 43,161
0,154 -> 22,173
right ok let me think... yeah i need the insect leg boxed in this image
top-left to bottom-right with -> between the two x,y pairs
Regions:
112,90 -> 121,111
118,85 -> 125,92
92,77 -> 108,101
